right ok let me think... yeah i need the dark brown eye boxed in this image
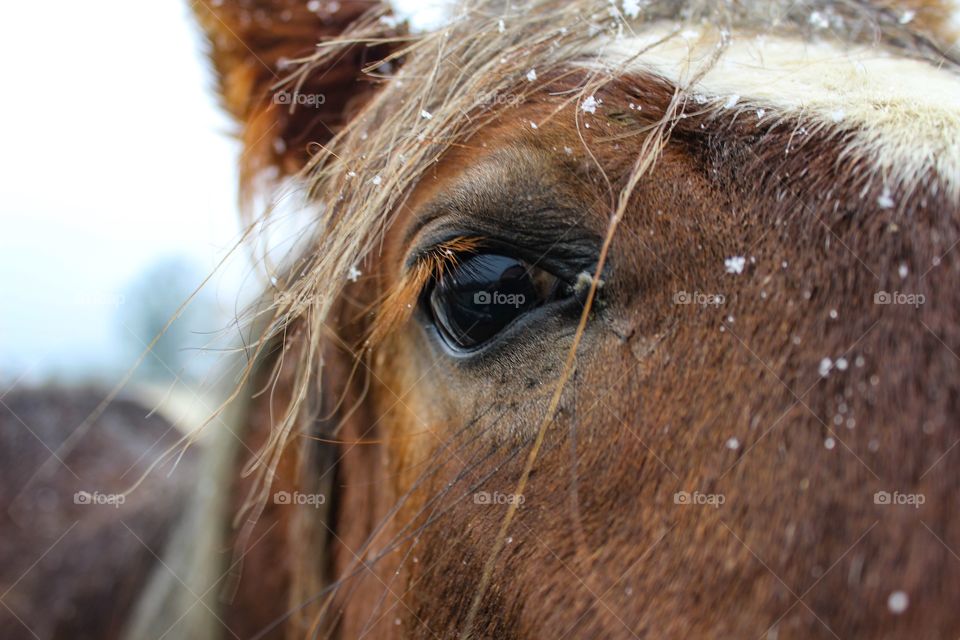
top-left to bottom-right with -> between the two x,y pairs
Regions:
428,253 -> 564,350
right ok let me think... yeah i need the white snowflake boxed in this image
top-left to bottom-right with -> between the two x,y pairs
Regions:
622,0 -> 641,19
818,357 -> 833,377
809,11 -> 829,29
581,95 -> 600,113
724,256 -> 746,274
420,109 -> 433,120
526,68 -> 537,82
497,18 -> 505,33
723,94 -> 740,109
379,15 -> 399,29
887,591 -> 909,614
347,266 -> 362,282
726,437 -> 741,450
877,187 -> 895,209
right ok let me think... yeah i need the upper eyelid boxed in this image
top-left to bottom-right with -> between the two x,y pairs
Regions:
399,191 -> 603,302
403,201 -> 580,267
407,235 -> 484,274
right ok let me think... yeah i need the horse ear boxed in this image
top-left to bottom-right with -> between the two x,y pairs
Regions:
194,0 -> 401,191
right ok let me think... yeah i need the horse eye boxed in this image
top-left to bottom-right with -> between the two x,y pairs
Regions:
428,253 -> 564,350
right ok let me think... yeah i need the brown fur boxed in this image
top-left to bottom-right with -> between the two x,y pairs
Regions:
358,77 -> 960,638
208,81 -> 960,639
128,1 -> 960,638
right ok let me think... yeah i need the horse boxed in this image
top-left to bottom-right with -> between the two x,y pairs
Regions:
0,387 -> 198,639
7,0 -> 960,638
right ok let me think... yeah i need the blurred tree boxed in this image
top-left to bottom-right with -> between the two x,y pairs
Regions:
119,256 -> 220,383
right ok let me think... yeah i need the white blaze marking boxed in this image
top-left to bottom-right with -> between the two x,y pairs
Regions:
587,26 -> 960,197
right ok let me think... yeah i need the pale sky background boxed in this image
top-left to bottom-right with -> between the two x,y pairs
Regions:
0,1 -> 450,386
0,2 -> 243,384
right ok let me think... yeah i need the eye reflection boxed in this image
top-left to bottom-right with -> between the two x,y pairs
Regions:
428,253 -> 563,349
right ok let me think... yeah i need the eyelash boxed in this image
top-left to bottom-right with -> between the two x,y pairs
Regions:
366,236 -> 484,345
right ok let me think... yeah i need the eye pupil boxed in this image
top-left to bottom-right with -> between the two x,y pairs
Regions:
428,253 -> 551,349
